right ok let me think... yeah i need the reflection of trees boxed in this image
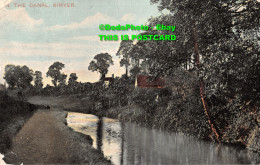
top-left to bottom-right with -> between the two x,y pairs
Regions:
120,122 -> 124,165
96,117 -> 103,152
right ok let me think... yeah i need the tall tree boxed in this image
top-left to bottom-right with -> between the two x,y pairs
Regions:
18,65 -> 34,88
46,62 -> 65,87
57,73 -> 67,87
4,65 -> 33,89
150,0 -> 260,142
130,66 -> 141,78
4,65 -> 17,89
68,73 -> 78,86
88,53 -> 113,81
116,40 -> 133,78
34,71 -> 43,89
129,15 -> 193,77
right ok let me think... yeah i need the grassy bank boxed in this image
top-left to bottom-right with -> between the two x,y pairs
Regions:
0,92 -> 36,154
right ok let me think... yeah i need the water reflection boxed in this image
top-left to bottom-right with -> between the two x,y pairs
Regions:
67,113 -> 99,148
67,112 -> 259,165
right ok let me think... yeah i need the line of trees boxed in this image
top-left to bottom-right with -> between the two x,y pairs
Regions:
3,62 -> 79,91
3,52 -> 115,93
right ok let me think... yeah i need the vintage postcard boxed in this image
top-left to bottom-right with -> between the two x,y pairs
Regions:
0,0 -> 259,164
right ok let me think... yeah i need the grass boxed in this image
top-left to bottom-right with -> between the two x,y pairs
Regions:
0,92 -> 36,154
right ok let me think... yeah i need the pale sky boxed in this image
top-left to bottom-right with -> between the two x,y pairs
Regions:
0,0 -> 160,86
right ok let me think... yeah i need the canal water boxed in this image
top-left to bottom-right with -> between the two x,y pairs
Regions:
67,112 -> 259,165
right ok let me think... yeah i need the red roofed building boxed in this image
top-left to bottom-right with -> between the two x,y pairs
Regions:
135,75 -> 165,88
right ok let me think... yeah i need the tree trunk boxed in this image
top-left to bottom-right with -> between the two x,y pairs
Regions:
193,22 -> 221,143
53,79 -> 57,87
100,73 -> 105,82
125,66 -> 128,78
97,117 -> 103,152
120,122 -> 125,165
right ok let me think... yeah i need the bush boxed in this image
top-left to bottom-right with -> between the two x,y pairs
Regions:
130,88 -> 159,114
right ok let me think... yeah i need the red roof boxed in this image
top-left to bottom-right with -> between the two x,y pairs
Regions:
136,76 -> 165,88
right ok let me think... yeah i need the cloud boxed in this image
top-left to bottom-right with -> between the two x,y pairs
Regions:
45,12 -> 118,31
0,8 -> 43,30
121,13 -> 137,22
68,35 -> 100,42
0,41 -> 119,58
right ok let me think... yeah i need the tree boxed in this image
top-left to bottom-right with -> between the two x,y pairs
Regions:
4,65 -> 17,89
17,65 -> 34,88
57,73 -> 67,87
130,66 -> 141,78
4,65 -> 33,89
116,40 -> 133,78
88,53 -> 113,81
148,0 -> 235,143
68,73 -> 78,93
126,14 -> 194,78
68,73 -> 78,86
46,62 -> 65,87
110,76 -> 133,107
150,0 -> 260,143
34,71 -> 43,89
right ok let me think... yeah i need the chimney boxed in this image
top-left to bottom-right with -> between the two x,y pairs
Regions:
112,74 -> 114,78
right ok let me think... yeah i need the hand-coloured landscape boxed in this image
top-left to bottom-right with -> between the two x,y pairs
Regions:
0,0 -> 259,164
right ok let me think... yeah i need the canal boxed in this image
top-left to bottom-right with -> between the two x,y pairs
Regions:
67,112 -> 259,165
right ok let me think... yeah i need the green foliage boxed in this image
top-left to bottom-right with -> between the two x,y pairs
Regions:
46,62 -> 66,87
98,76 -> 133,107
131,88 -> 159,113
4,65 -> 33,89
34,71 -> 43,90
68,73 -> 79,94
130,66 -> 141,77
116,40 -> 133,77
149,0 -> 260,146
68,73 -> 78,85
0,93 -> 36,153
149,1 -> 260,101
88,53 -> 113,81
58,74 -> 67,87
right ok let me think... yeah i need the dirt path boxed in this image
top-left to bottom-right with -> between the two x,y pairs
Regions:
7,110 -> 111,164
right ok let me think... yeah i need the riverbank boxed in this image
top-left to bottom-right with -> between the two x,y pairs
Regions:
0,92 -> 36,154
28,95 -> 260,153
4,109 -> 111,164
66,112 -> 260,164
93,104 -> 260,153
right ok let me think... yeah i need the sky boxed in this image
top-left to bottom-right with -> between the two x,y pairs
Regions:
0,0 -> 160,86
